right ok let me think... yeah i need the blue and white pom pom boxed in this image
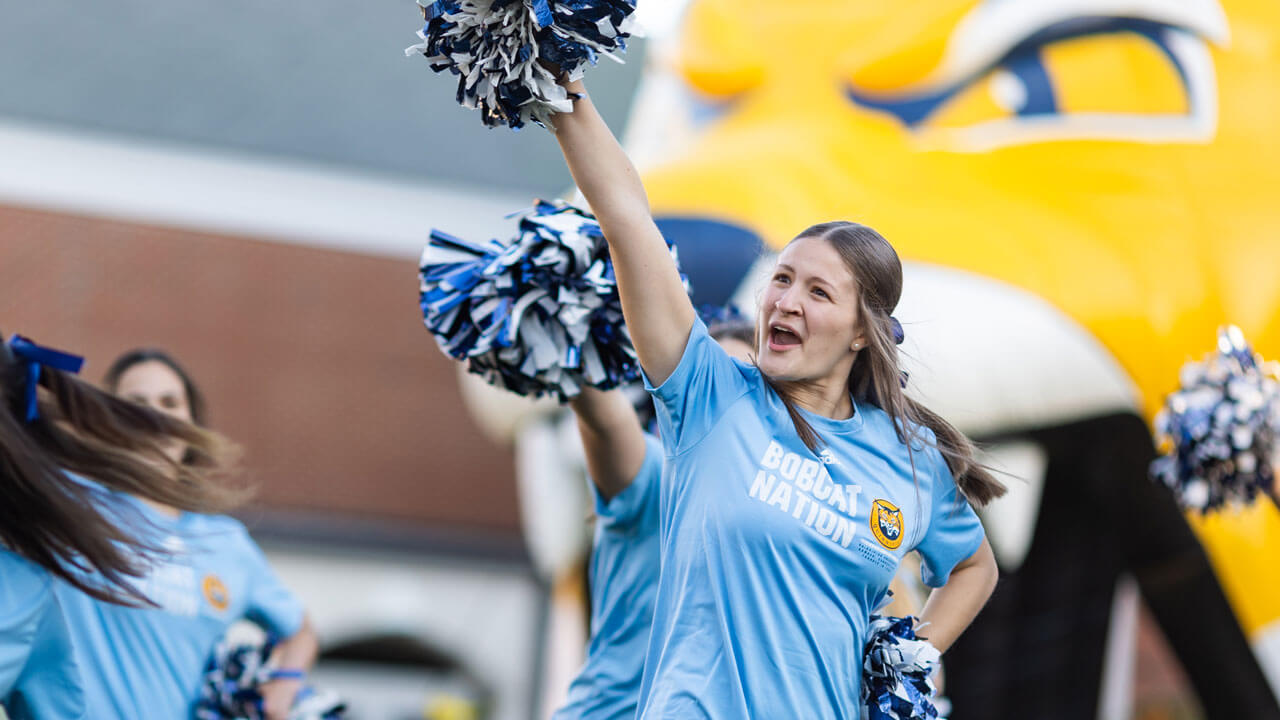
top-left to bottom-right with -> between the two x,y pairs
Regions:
195,635 -> 345,720
406,0 -> 637,129
419,199 -> 688,401
1150,326 -> 1280,512
863,614 -> 944,720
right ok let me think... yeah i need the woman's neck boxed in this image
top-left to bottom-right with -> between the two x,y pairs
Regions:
787,378 -> 854,420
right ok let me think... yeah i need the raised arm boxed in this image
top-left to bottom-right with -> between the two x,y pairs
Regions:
550,78 -> 696,385
569,387 -> 648,502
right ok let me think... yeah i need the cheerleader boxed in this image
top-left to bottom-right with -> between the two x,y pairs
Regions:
553,319 -> 754,720
52,349 -> 318,720
1,333 -> 242,719
545,76 -> 1005,717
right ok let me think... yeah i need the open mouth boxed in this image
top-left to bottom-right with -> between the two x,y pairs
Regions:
769,325 -> 802,350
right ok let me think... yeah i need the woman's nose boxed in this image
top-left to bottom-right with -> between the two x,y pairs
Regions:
775,287 -> 802,315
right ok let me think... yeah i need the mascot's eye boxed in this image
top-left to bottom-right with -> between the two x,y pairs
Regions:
845,11 -> 1225,151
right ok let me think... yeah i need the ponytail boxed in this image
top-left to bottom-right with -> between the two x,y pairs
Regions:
2,334 -> 247,604
848,307 -> 1005,506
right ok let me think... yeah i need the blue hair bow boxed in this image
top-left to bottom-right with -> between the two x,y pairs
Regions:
6,335 -> 85,422
889,317 -> 905,345
888,318 -> 907,388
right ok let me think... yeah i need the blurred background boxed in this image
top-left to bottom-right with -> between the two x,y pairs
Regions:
2,1 -> 1279,719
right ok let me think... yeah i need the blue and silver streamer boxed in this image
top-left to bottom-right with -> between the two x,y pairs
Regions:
405,0 -> 637,129
195,634 -> 345,720
419,199 -> 688,401
862,614 -> 944,720
698,303 -> 748,328
1151,326 -> 1280,512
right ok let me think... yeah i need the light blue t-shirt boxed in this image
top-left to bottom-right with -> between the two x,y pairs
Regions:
54,499 -> 305,719
638,319 -> 985,719
1,550 -> 84,719
553,434 -> 664,720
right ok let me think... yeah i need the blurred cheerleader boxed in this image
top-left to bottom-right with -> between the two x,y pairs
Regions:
51,349 -> 319,720
553,319 -> 754,720
1,332 -> 242,719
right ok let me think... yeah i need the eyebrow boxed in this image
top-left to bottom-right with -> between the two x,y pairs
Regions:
777,263 -> 837,292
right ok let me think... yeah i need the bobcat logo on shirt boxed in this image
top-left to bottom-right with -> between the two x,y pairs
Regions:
202,574 -> 230,612
870,499 -> 904,550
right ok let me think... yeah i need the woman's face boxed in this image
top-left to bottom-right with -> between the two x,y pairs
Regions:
113,360 -> 192,464
757,236 -> 866,385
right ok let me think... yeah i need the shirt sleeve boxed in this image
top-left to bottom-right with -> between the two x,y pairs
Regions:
0,554 -> 85,719
593,434 -> 663,530
8,595 -> 86,720
236,530 -> 305,638
915,450 -> 986,588
0,569 -> 42,697
643,317 -> 752,455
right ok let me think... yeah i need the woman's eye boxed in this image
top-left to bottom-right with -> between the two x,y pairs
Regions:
812,287 -> 829,299
161,397 -> 180,409
773,274 -> 790,284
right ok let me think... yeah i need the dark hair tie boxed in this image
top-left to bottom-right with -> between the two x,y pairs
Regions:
6,335 -> 85,422
889,317 -> 905,345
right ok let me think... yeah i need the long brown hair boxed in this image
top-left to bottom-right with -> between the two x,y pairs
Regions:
1,333 -> 247,604
759,222 -> 1006,506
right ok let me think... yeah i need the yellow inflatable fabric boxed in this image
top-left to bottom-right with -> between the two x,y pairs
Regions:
642,0 -> 1280,637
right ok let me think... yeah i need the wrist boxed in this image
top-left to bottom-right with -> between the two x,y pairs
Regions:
266,668 -> 307,683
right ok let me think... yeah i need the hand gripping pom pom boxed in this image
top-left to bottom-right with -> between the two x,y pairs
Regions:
419,200 -> 689,401
1151,326 -> 1280,512
195,634 -> 346,720
863,614 -> 945,720
405,0 -> 637,129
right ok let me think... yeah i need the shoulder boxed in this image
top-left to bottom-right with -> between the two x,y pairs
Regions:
186,513 -> 256,546
709,364 -> 774,428
192,512 -> 246,531
858,404 -> 940,445
678,318 -> 760,387
728,354 -> 760,377
0,550 -> 51,593
857,406 -> 948,471
713,354 -> 771,406
855,404 -> 908,447
0,550 -> 54,621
